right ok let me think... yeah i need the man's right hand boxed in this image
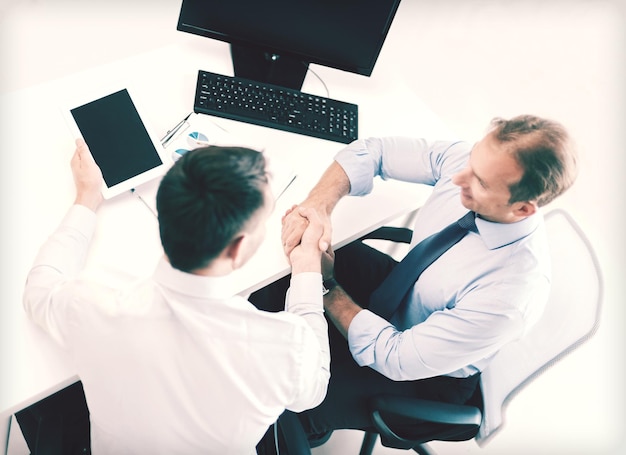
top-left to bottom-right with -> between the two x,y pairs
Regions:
282,160 -> 350,256
71,138 -> 104,212
282,204 -> 332,257
288,207 -> 330,275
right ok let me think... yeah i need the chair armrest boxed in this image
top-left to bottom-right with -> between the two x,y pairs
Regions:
369,395 -> 482,449
360,226 -> 413,244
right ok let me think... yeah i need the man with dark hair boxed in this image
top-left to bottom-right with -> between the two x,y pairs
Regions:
20,140 -> 330,453
260,115 -> 577,440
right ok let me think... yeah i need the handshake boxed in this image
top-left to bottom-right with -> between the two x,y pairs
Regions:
281,204 -> 334,278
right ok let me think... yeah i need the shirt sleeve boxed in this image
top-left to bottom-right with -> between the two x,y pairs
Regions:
348,291 -> 526,381
22,204 -> 97,347
334,137 -> 465,196
284,272 -> 330,411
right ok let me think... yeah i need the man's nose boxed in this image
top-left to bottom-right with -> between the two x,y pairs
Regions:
451,170 -> 465,186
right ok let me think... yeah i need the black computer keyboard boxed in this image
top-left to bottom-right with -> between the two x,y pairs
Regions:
193,70 -> 358,144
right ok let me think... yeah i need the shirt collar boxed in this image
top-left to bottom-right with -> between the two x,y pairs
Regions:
475,212 -> 542,250
153,257 -> 236,300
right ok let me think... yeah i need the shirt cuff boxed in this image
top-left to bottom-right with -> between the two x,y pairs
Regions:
347,309 -> 393,366
64,204 -> 98,240
286,272 -> 323,312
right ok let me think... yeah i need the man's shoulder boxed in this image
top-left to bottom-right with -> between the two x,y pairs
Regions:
437,140 -> 471,165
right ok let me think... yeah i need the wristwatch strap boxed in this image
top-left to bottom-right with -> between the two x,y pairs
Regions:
322,277 -> 339,296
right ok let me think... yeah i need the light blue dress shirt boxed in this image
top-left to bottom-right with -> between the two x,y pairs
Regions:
335,137 -> 551,380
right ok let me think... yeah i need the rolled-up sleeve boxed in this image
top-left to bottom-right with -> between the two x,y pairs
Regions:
334,137 -> 463,196
348,301 -> 525,381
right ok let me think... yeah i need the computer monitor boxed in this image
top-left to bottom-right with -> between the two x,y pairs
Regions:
176,0 -> 402,91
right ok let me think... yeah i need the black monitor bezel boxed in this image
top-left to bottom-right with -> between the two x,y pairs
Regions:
176,0 -> 402,86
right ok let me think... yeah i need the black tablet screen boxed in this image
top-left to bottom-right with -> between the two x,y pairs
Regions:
70,89 -> 163,187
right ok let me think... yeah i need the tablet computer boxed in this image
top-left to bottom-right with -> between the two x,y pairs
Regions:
62,85 -> 170,199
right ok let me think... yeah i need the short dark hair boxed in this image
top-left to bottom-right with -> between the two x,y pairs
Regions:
156,146 -> 268,272
489,115 -> 578,207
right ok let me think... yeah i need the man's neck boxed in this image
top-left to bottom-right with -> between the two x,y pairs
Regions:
191,261 -> 233,277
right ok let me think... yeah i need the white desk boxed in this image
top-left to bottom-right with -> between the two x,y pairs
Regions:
0,39 -> 453,447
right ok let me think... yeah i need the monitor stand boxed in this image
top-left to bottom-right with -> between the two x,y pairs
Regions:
230,44 -> 309,91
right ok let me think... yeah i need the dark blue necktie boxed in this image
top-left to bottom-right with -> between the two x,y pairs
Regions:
368,211 -> 477,320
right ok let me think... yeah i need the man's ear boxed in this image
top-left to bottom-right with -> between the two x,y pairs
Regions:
225,235 -> 246,269
512,201 -> 537,218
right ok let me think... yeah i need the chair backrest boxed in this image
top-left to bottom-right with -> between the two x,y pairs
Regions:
475,208 -> 603,445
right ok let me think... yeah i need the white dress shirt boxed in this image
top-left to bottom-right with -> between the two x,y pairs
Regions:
335,137 -> 550,380
23,204 -> 330,455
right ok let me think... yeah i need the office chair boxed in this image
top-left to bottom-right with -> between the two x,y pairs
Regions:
258,411 -> 311,455
280,412 -> 313,455
350,208 -> 603,455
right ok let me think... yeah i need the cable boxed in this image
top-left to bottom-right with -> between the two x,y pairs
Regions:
306,66 -> 330,98
130,188 -> 157,218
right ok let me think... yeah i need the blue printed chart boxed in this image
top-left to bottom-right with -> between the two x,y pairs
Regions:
172,131 -> 210,161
